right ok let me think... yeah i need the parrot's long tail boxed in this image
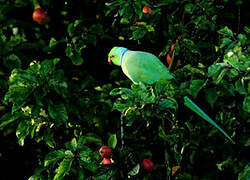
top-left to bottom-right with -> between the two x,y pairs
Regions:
184,96 -> 235,144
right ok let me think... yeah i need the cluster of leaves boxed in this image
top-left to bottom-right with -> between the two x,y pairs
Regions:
0,0 -> 249,180
109,25 -> 249,179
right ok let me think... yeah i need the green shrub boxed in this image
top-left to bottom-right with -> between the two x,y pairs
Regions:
0,0 -> 249,179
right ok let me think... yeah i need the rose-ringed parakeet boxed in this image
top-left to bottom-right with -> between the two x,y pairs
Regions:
108,46 -> 235,144
108,47 -> 173,84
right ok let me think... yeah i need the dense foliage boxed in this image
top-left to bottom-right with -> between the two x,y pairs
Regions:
0,0 -> 249,179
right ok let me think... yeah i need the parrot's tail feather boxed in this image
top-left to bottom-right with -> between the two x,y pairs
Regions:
184,96 -> 235,144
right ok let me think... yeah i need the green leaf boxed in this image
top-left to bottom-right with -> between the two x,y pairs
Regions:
89,24 -> 104,36
128,164 -> 140,177
228,69 -> 239,78
132,83 -> 156,103
0,112 -> 22,130
49,37 -> 57,48
110,88 -> 135,99
158,125 -> 168,141
108,134 -> 117,149
218,26 -> 233,37
48,102 -> 68,126
65,138 -> 78,152
16,120 -> 31,146
220,82 -> 235,96
243,96 -> 250,113
208,64 -> 223,80
40,59 -> 60,78
112,100 -> 132,112
155,80 -> 169,95
215,68 -> 228,84
132,27 -> 147,40
67,23 -> 74,37
184,3 -> 195,14
3,54 -> 21,70
185,121 -> 194,132
238,164 -> 250,180
235,79 -> 246,95
79,147 -> 99,173
189,80 -> 206,98
65,150 -> 74,157
183,39 -> 200,53
71,54 -> 83,66
53,158 -> 73,180
238,34 -> 247,45
4,69 -> 37,107
78,133 -> 102,148
44,150 -> 66,167
204,88 -> 218,106
94,166 -> 117,180
44,128 -> 56,148
74,40 -> 86,53
28,167 -> 46,180
48,70 -> 68,98
71,138 -> 78,152
220,38 -> 232,48
65,45 -> 83,66
158,98 -> 177,110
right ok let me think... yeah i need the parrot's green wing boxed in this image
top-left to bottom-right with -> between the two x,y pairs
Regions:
121,51 -> 173,84
184,96 -> 235,144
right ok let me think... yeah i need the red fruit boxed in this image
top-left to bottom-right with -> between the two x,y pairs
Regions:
142,6 -> 153,15
171,43 -> 175,52
141,158 -> 154,172
167,53 -> 172,65
99,146 -> 112,158
103,158 -> 112,165
32,8 -> 50,24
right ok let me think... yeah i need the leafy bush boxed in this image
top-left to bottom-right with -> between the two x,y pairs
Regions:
0,0 -> 249,179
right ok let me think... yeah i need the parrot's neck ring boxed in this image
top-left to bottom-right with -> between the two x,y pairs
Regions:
120,48 -> 128,64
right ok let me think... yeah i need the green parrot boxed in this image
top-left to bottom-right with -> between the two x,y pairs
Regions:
108,46 -> 235,144
108,46 -> 173,84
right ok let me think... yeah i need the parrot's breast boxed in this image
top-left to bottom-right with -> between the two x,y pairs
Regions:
121,51 -> 173,84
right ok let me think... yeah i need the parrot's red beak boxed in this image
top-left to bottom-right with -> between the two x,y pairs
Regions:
108,57 -> 112,65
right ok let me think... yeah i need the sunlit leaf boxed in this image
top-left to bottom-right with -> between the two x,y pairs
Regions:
108,134 -> 117,149
53,158 -> 73,180
44,150 -> 66,167
218,26 -> 233,37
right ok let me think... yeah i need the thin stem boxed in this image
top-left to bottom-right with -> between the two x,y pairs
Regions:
237,6 -> 241,33
170,1 -> 184,16
120,112 -> 125,149
162,118 -> 171,180
168,49 -> 175,71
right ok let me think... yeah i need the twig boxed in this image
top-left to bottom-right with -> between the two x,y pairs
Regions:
170,1 -> 184,16
196,3 -> 216,26
162,118 -> 171,180
120,112 -> 125,149
237,6 -> 241,33
168,49 -> 175,71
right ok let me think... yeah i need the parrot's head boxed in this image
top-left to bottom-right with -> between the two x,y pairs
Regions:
108,47 -> 128,66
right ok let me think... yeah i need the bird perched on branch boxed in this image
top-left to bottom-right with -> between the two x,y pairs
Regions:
107,46 -> 235,144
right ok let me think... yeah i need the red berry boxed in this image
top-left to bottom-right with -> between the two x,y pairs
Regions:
99,146 -> 112,158
32,8 -> 50,24
142,6 -> 153,15
167,53 -> 172,65
141,158 -> 154,172
103,158 -> 112,165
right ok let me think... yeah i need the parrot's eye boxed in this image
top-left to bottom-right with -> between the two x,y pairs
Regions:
111,55 -> 115,58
